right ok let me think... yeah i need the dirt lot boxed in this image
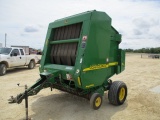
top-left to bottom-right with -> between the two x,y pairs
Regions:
0,53 -> 160,120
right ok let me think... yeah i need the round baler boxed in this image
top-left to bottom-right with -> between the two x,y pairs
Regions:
9,10 -> 127,110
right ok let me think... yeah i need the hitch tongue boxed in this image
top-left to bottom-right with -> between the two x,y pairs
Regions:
8,93 -> 24,104
8,71 -> 57,104
8,96 -> 16,103
8,75 -> 51,104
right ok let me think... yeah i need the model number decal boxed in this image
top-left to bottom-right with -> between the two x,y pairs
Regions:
83,62 -> 118,72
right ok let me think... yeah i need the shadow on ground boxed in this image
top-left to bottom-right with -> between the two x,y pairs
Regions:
20,91 -> 128,120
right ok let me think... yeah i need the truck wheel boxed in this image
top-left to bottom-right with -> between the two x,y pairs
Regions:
28,61 -> 35,69
90,93 -> 102,110
0,64 -> 7,76
108,81 -> 127,105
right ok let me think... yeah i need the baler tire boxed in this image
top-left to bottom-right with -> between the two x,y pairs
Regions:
0,64 -> 7,76
108,81 -> 127,105
90,93 -> 102,110
28,61 -> 35,69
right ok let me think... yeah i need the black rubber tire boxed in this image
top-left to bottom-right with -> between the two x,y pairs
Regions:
28,61 -> 35,69
0,64 -> 7,76
90,93 -> 102,110
108,81 -> 127,105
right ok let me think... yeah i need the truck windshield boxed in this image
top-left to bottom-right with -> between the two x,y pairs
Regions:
0,48 -> 12,55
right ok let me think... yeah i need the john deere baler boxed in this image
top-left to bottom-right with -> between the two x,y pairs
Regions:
9,10 -> 127,110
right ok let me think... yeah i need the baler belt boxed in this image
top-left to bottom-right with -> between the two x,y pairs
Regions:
56,44 -> 61,64
71,43 -> 77,65
53,22 -> 82,40
54,44 -> 58,63
51,44 -> 57,63
66,43 -> 72,66
51,42 -> 78,66
61,43 -> 67,65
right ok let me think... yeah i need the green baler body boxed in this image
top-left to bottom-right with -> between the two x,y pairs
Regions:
39,10 -> 125,93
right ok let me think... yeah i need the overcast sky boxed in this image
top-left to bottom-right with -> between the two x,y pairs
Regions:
0,0 -> 160,49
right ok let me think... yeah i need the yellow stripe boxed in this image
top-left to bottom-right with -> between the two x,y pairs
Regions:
86,84 -> 94,88
83,62 -> 118,72
77,77 -> 81,86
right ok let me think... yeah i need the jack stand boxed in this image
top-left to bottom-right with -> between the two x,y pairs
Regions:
24,85 -> 31,120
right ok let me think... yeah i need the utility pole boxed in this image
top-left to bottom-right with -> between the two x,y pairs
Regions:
5,33 -> 7,47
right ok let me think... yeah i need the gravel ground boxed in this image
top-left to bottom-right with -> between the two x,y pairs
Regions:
0,53 -> 160,120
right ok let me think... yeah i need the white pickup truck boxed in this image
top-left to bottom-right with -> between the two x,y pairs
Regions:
0,47 -> 39,76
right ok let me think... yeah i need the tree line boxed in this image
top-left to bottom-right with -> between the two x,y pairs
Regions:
124,47 -> 160,54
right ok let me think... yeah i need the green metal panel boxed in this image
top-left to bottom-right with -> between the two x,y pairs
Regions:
113,49 -> 125,74
80,11 -> 117,89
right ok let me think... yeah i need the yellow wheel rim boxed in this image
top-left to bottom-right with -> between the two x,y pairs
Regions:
119,87 -> 125,101
95,97 -> 101,107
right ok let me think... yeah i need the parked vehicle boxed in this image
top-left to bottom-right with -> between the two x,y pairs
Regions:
148,54 -> 160,59
0,47 -> 39,76
11,46 -> 29,55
